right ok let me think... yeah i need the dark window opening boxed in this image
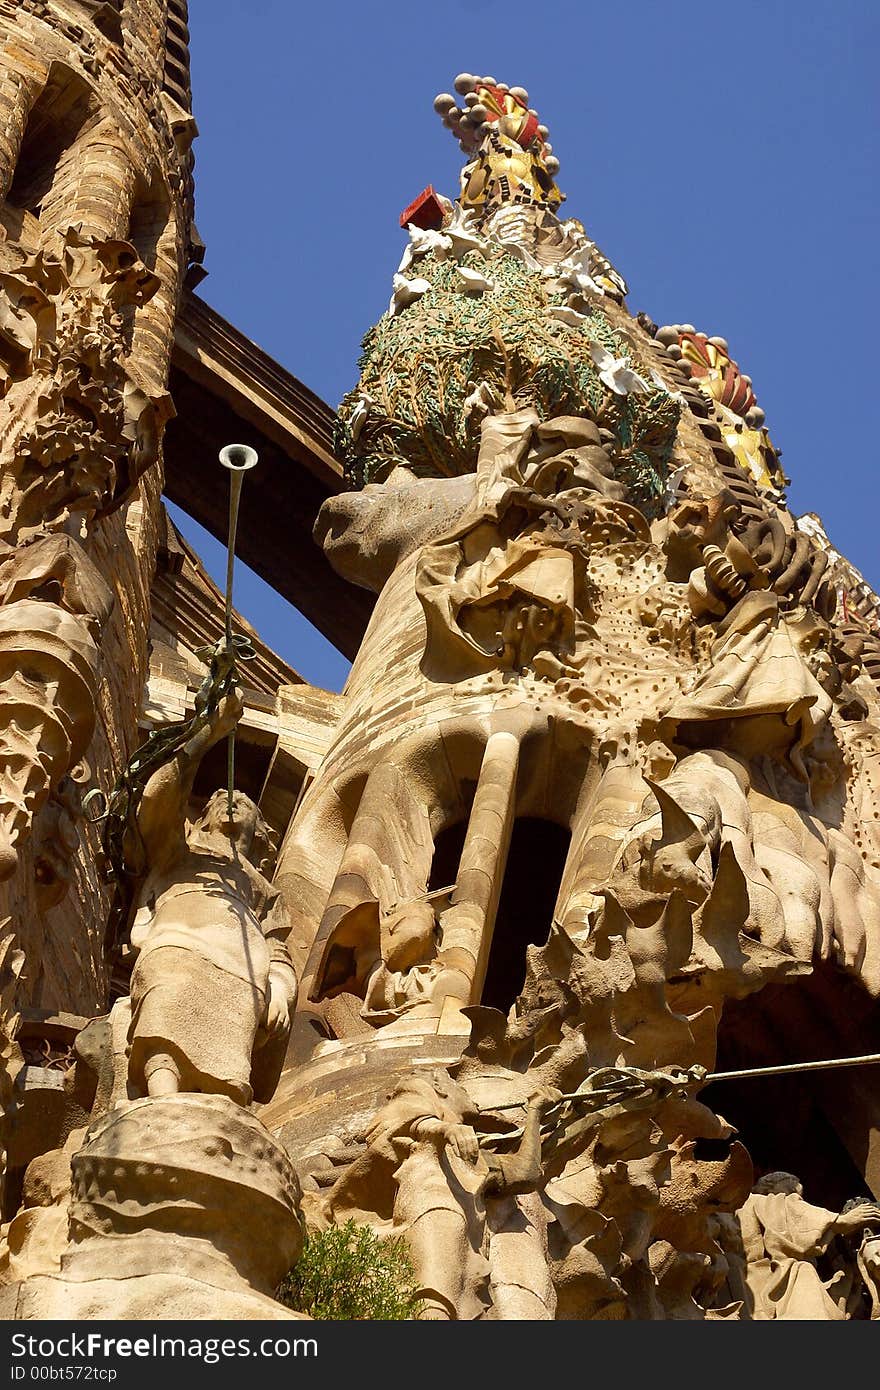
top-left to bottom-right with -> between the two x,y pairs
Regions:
428,818 -> 468,895
190,734 -> 273,808
701,962 -> 879,1210
123,175 -> 171,352
7,65 -> 95,217
127,174 -> 171,275
481,817 -> 571,1014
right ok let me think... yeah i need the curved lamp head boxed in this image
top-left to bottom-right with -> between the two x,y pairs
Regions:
219,443 -> 259,473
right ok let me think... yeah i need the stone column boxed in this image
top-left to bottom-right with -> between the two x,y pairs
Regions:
0,66 -> 39,204
434,729 -> 520,1011
39,124 -> 139,242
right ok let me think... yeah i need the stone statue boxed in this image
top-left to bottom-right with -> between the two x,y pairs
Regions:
737,1172 -> 880,1319
126,689 -> 297,1106
318,1068 -> 553,1320
360,899 -> 442,1023
856,1229 -> 880,1318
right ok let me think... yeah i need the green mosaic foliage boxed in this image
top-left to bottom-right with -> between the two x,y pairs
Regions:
336,242 -> 679,514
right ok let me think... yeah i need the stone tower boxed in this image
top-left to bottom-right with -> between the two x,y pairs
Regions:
1,46 -> 880,1322
266,73 -> 880,1320
0,0 -> 199,1205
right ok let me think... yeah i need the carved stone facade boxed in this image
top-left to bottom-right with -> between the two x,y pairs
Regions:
0,1 -> 195,1040
1,38 -> 879,1325
0,0 -> 193,1250
271,72 -> 880,1320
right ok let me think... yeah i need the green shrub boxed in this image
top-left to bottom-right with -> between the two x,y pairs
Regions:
276,1220 -> 423,1320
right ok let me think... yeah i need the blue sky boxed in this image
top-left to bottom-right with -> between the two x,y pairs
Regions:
178,0 -> 879,691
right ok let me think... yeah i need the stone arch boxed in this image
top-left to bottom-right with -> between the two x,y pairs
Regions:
481,815 -> 572,1013
124,167 -> 178,381
6,63 -> 99,227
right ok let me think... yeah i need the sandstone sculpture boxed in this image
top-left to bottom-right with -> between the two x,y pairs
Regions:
1,1095 -> 306,1321
1,674 -> 304,1318
1,16 -> 879,1327
271,69 -> 880,1321
0,542 -> 111,882
126,688 -> 298,1105
734,1173 -> 880,1319
0,2 -> 196,1040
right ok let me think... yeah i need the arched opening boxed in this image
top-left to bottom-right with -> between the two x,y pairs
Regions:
124,170 -> 172,357
428,818 -> 468,895
7,64 -> 96,220
190,733 -> 273,807
701,963 -> 880,1208
482,817 -> 571,1014
128,175 -> 171,274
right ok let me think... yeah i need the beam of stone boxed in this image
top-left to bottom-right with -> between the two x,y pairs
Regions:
165,291 -> 375,658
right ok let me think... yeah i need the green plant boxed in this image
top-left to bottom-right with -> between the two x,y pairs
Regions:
276,1220 -> 423,1320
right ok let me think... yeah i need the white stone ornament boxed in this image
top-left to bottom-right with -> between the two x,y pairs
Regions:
555,247 -> 605,299
398,225 -> 453,273
560,266 -> 605,299
649,369 -> 685,404
661,463 -> 688,511
389,273 -> 432,317
494,238 -> 542,273
456,265 -> 494,294
548,304 -> 589,328
590,343 -> 652,395
349,394 -> 373,444
445,207 -> 486,258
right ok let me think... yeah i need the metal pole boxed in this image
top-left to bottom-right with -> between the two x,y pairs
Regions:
218,444 -> 258,823
705,1052 -> 880,1084
479,1052 -> 880,1114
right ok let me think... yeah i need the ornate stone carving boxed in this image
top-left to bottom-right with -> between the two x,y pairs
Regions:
335,130 -> 675,504
0,599 -> 100,881
0,228 -> 171,545
0,928 -> 23,1208
0,228 -> 172,895
304,1045 -> 755,1320
415,410 -> 646,680
359,900 -> 443,1024
4,45 -> 879,1324
0,1126 -> 83,1287
1,1095 -> 307,1321
270,72 -> 880,1328
666,488 -> 835,623
653,324 -> 786,495
124,690 -> 298,1105
0,534 -> 111,882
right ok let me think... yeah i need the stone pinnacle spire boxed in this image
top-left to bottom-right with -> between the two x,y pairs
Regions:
336,74 -> 675,512
433,73 -> 563,219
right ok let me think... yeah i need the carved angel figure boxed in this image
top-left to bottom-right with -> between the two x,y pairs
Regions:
126,691 -> 297,1106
